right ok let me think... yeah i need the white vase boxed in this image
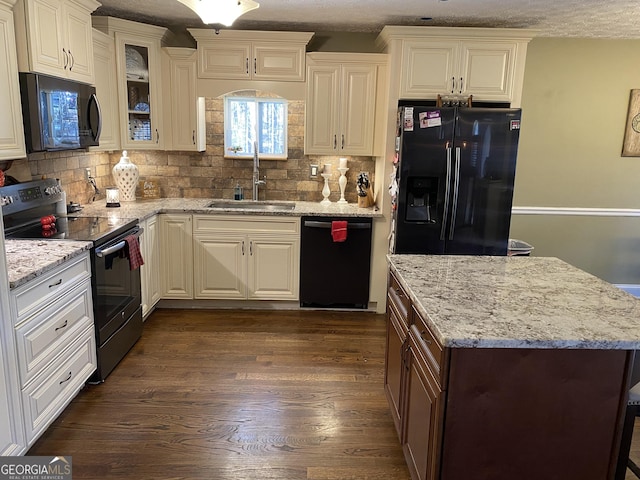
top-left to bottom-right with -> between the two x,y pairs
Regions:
112,150 -> 139,202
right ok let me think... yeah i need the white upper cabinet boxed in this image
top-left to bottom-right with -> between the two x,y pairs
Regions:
90,28 -> 120,151
188,29 -> 314,82
162,47 -> 205,152
14,0 -> 100,83
0,1 -> 26,161
92,17 -> 167,150
378,26 -> 536,106
305,52 -> 387,156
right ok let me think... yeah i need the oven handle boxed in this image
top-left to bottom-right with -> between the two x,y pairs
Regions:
95,227 -> 143,258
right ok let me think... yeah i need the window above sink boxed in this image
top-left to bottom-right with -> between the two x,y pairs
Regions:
223,92 -> 288,160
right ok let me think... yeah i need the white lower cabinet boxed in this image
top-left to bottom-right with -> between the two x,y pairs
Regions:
247,237 -> 299,300
193,215 -> 300,301
21,325 -> 95,444
193,234 -> 246,299
159,213 -> 193,299
159,214 -> 300,302
0,334 -> 25,456
140,215 -> 161,317
9,252 -> 96,448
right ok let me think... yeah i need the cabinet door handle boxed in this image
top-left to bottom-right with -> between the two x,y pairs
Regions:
241,240 -> 245,255
341,134 -> 345,149
254,58 -> 257,74
405,345 -> 411,371
59,371 -> 72,385
459,76 -> 463,94
192,130 -> 196,145
69,50 -> 74,71
63,48 -> 68,69
55,320 -> 68,332
249,241 -> 253,256
246,58 -> 249,74
451,76 -> 455,94
156,129 -> 160,144
333,135 -> 337,149
420,330 -> 432,345
49,278 -> 63,288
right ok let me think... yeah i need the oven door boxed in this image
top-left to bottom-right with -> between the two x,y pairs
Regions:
92,227 -> 142,346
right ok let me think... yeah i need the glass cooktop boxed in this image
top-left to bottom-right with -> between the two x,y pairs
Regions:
6,215 -> 138,244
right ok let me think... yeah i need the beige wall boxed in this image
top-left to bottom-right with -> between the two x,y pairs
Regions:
514,37 -> 640,207
511,37 -> 640,284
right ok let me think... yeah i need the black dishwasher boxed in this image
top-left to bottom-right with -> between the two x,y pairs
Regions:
300,216 -> 372,309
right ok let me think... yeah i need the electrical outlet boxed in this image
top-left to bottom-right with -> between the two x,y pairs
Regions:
310,164 -> 319,178
85,168 -> 92,181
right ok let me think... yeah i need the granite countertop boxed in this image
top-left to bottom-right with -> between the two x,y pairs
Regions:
75,198 -> 382,222
388,254 -> 640,350
4,198 -> 379,290
5,239 -> 92,289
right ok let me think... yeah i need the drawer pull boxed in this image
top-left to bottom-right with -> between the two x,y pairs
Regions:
420,330 -> 432,345
59,371 -> 72,385
395,288 -> 404,298
49,279 -> 63,288
55,320 -> 68,332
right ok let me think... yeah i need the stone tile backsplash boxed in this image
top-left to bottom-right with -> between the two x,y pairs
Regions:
14,96 -> 376,206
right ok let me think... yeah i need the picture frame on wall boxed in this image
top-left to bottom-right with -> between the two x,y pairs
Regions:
622,89 -> 640,156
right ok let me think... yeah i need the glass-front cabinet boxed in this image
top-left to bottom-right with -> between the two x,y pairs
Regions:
92,17 -> 165,150
117,37 -> 162,149
124,43 -> 152,143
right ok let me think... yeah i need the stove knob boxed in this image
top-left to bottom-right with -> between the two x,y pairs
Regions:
1,195 -> 13,206
44,186 -> 56,195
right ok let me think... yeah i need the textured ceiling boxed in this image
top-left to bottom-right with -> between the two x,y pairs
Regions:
94,0 -> 640,39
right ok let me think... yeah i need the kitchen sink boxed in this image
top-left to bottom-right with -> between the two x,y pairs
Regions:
206,201 -> 296,211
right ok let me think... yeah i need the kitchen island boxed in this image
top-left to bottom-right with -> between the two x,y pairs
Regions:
386,255 -> 640,480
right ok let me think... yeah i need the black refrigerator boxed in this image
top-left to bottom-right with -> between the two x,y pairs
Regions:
392,105 -> 522,255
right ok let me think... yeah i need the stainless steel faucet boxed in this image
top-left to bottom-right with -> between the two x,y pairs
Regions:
252,141 -> 266,200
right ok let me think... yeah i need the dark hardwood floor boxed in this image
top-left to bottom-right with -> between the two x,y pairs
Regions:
28,309 -> 411,480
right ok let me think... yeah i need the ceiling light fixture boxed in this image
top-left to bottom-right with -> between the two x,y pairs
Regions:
178,0 -> 260,27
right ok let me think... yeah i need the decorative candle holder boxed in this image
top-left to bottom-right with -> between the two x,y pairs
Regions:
320,173 -> 332,205
337,167 -> 349,204
105,187 -> 120,208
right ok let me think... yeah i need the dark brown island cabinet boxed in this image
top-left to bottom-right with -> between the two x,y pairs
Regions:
384,270 -> 631,480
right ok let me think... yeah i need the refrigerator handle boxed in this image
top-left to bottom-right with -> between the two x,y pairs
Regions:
440,147 -> 453,241
449,147 -> 461,240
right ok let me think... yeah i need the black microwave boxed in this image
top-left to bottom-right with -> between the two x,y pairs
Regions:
19,73 -> 102,153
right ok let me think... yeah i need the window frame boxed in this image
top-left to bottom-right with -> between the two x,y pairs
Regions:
223,95 -> 288,160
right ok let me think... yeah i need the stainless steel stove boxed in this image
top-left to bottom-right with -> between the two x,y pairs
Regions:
1,178 -> 143,382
